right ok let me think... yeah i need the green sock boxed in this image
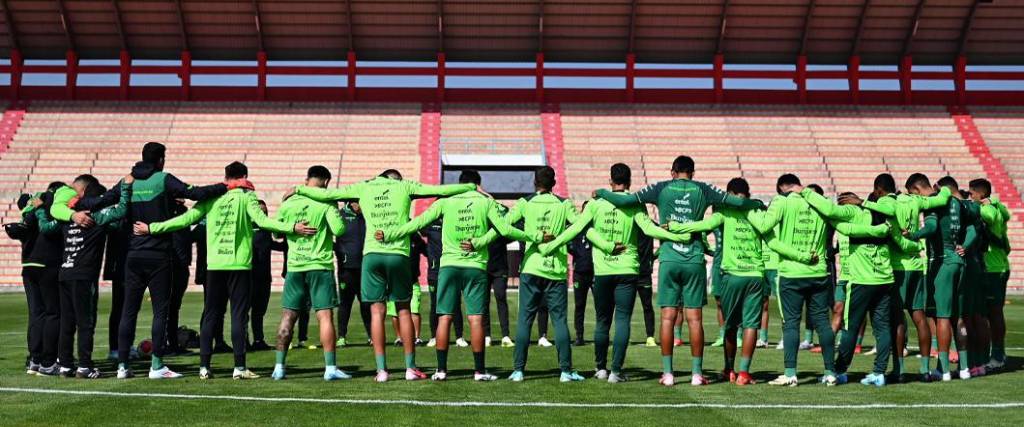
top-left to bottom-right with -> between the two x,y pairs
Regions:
739,357 -> 752,374
724,357 -> 735,371
856,334 -> 864,346
404,352 -> 416,369
324,351 -> 336,368
993,344 -> 1006,362
823,369 -> 834,377
898,357 -> 905,374
437,350 -> 448,372
958,350 -> 969,370
836,330 -> 843,344
931,336 -> 938,350
275,350 -> 287,365
662,355 -> 673,374
784,367 -> 797,377
674,326 -> 683,340
151,355 -> 163,370
920,356 -> 931,374
802,330 -> 813,342
758,329 -> 768,342
375,354 -> 386,371
691,356 -> 703,375
939,351 -> 950,373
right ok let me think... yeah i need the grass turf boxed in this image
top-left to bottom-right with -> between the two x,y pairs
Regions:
1,291 -> 1023,426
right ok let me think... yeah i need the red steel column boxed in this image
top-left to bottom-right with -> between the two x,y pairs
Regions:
347,51 -> 357,101
257,51 -> 268,101
436,52 -> 446,103
954,55 -> 968,106
180,50 -> 191,101
848,55 -> 861,105
535,52 -> 545,103
119,50 -> 131,100
713,53 -> 724,103
10,49 -> 23,103
65,50 -> 79,100
625,53 -> 636,103
899,55 -> 913,105
796,55 -> 807,104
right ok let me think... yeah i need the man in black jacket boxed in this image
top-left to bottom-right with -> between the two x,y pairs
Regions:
165,200 -> 194,355
637,232 -> 658,347
54,142 -> 228,379
334,201 -> 372,346
18,183 -> 65,376
568,220 -> 595,346
250,199 -> 286,351
487,219 -> 513,347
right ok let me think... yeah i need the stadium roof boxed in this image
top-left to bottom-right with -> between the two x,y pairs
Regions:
0,0 -> 1022,65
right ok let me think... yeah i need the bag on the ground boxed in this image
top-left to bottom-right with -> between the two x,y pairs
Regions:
178,326 -> 200,349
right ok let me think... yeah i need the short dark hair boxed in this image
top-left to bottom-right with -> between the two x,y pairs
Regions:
969,178 -> 992,198
905,173 -> 931,190
16,193 -> 30,210
85,182 -> 107,198
776,174 -> 801,194
535,166 -> 556,191
225,161 -> 248,179
807,184 -> 824,195
873,173 -> 897,194
257,199 -> 268,207
936,176 -> 959,191
74,174 -> 99,189
610,163 -> 631,186
726,177 -> 750,198
838,191 -> 857,199
307,165 -> 332,181
142,142 -> 166,164
47,181 -> 66,193
380,169 -> 402,180
672,156 -> 695,174
459,170 -> 482,185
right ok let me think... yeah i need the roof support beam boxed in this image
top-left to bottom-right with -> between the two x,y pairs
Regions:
110,0 -> 127,52
55,0 -> 74,51
901,0 -> 926,57
537,0 -> 545,53
1,0 -> 20,51
715,0 -> 730,55
797,0 -> 816,57
174,0 -> 188,52
436,0 -> 444,52
344,0 -> 354,52
252,0 -> 264,52
956,0 -> 981,58
851,0 -> 870,56
626,0 -> 638,53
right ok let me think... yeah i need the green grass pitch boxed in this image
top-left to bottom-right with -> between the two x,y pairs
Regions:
1,291 -> 1023,426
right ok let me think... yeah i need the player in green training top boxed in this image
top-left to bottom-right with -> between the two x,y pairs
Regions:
970,179 -> 1012,371
539,163 -> 692,383
592,156 -> 761,387
271,166 -> 352,381
290,169 -> 476,383
378,170 -> 541,381
669,177 -> 817,386
857,173 -> 952,381
136,162 -> 314,380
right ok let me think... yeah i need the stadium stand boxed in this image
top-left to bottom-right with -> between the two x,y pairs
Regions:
0,101 -> 422,287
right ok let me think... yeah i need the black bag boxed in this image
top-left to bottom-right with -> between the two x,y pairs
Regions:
3,222 -> 29,241
177,326 -> 200,349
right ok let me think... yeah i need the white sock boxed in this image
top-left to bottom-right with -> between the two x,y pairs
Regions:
274,363 -> 284,371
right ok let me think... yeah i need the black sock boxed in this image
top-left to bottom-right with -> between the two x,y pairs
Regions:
473,351 -> 485,373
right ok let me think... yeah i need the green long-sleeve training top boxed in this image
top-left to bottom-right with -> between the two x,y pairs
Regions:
861,187 -> 951,272
383,191 -> 539,271
801,190 -> 896,285
150,188 -> 295,271
908,192 -> 979,265
594,178 -> 761,266
295,177 -> 475,258
276,193 -> 345,272
537,194 -> 690,276
476,191 -> 578,281
980,196 -> 1011,273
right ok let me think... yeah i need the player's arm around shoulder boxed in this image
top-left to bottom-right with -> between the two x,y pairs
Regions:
144,198 -> 213,235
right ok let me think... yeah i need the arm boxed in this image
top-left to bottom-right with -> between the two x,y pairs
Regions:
635,212 -> 692,243
49,186 -> 79,222
908,215 -> 937,240
704,183 -> 763,210
916,187 -> 953,210
165,174 -> 228,202
383,201 -> 443,242
962,222 -> 979,252
538,208 -> 595,256
246,195 -> 295,235
409,181 -> 476,198
834,221 -> 889,238
295,184 -> 361,203
667,212 -> 724,234
861,197 -> 896,217
890,227 -> 922,253
594,188 -> 643,208
764,232 -> 814,264
801,188 -> 858,221
73,184 -> 122,213
325,205 -> 346,237
149,200 -> 212,234
35,208 -> 61,235
472,199 -> 524,249
583,227 -> 616,254
485,201 -> 539,243
89,182 -> 131,226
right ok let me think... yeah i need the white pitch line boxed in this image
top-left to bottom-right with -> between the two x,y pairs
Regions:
1,387 -> 1023,410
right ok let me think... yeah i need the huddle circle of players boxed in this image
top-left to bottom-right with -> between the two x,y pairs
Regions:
10,142 -> 1012,387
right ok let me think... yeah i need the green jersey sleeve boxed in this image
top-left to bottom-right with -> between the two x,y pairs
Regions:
862,196 -> 897,217
834,221 -> 889,238
325,204 -> 345,237
408,181 -> 476,198
90,182 -> 131,226
485,200 -> 537,243
801,189 -> 858,221
702,182 -> 762,210
539,205 -> 595,256
472,198 -> 526,249
150,199 -> 212,234
668,212 -> 724,234
764,230 -> 813,264
295,183 -> 362,202
634,211 -> 690,243
49,185 -> 78,222
595,187 -> 644,207
246,194 -> 294,234
915,187 -> 952,210
908,214 -> 938,240
35,208 -> 61,235
385,199 -> 443,242
584,227 -> 616,254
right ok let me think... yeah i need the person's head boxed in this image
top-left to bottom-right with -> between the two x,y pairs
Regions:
969,178 -> 992,202
72,174 -> 100,197
142,142 -> 166,170
936,176 -> 959,197
224,161 -> 248,180
837,191 -> 858,205
459,169 -> 482,186
905,173 -> 932,196
776,174 -> 801,195
348,201 -> 361,214
85,182 -> 107,198
380,169 -> 403,180
306,165 -> 332,188
726,177 -> 750,199
534,166 -> 556,192
46,181 -> 66,193
806,184 -> 824,196
257,199 -> 268,215
610,163 -> 631,190
671,156 -> 695,180
16,193 -> 30,210
873,173 -> 897,198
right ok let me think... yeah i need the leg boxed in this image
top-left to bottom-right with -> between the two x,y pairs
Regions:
147,259 -> 174,364
513,274 -> 543,372
435,315 -> 452,371
36,268 -> 61,368
275,310 -> 298,351
573,273 -> 592,342
492,275 -> 511,338
74,280 -> 99,369
681,264 -> 708,375
988,272 -> 1009,363
22,269 -> 45,365
58,280 -> 76,368
166,262 -> 189,350
611,277 -> 637,374
538,298 -> 550,338
545,279 -> 573,373
657,264 -> 684,375
452,298 -> 465,340
199,271 -> 229,369
869,286 -> 893,375
778,278 -> 805,377
370,302 -> 388,369
227,271 -> 252,369
118,260 -> 148,366
336,269 -> 357,339
428,278 -> 439,339
296,306 -> 310,343
250,274 -> 271,344
638,283 -> 656,338
835,284 -> 868,375
591,276 -> 615,372
108,276 -> 125,354
808,279 -> 836,374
